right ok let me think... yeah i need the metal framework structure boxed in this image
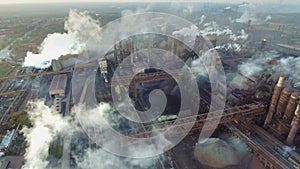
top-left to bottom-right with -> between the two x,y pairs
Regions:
0,69 -> 72,81
227,124 -> 296,169
119,103 -> 266,146
107,70 -> 185,87
0,90 -> 25,97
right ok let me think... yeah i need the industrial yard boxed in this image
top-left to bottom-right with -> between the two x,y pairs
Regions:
0,1 -> 300,169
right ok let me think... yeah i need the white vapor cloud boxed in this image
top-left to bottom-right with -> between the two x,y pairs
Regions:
22,101 -> 73,169
23,9 -> 101,68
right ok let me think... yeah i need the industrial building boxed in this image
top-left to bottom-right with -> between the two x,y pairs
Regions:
264,74 -> 300,145
90,35 -> 300,168
0,130 -> 15,151
277,44 -> 300,56
0,11 -> 300,169
49,74 -> 67,97
0,35 -> 297,169
48,74 -> 68,113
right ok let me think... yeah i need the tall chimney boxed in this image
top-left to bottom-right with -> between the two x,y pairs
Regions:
209,50 -> 218,88
283,92 -> 300,124
246,20 -> 251,35
128,38 -> 134,65
276,87 -> 292,118
286,103 -> 300,145
114,44 -> 119,65
264,74 -> 284,128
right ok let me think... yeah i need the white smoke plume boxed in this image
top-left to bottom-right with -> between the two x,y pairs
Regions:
23,9 -> 101,69
121,6 -> 150,16
198,15 -> 205,25
74,102 -> 173,158
173,19 -> 249,54
194,135 -> 251,168
75,148 -> 161,169
201,21 -> 232,36
22,101 -> 73,169
236,10 -> 257,24
235,3 -> 272,24
200,22 -> 248,42
229,29 -> 248,41
235,2 -> 257,24
22,99 -> 169,168
182,5 -> 193,17
216,43 -> 242,52
172,25 -> 199,43
264,15 -> 272,22
238,51 -> 278,77
190,50 -> 211,77
237,51 -> 300,82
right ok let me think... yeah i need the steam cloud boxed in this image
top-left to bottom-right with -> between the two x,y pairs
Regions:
235,2 -> 271,24
23,9 -> 101,68
238,51 -> 300,82
173,20 -> 249,52
22,101 -> 73,169
198,15 -> 205,25
75,148 -> 159,169
22,100 -> 169,169
74,103 -> 168,169
235,2 -> 257,24
194,135 -> 251,168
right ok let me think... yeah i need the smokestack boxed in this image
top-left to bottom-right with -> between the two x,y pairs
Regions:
264,74 -> 284,128
211,49 -> 217,68
130,38 -> 134,65
286,103 -> 300,145
209,50 -> 218,87
276,87 -> 292,118
114,44 -> 119,66
283,92 -> 300,124
246,20 -> 251,35
147,47 -> 150,64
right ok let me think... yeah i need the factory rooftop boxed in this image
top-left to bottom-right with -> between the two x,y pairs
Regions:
0,129 -> 15,149
49,74 -> 67,97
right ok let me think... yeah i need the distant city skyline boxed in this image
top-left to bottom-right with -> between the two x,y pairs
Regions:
0,0 -> 298,5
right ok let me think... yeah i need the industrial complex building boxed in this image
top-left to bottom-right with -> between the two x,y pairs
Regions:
0,11 -> 300,169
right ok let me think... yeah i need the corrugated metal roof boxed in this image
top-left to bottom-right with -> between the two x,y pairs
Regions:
0,129 -> 15,149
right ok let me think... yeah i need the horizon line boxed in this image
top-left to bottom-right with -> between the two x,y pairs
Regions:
0,0 -> 284,5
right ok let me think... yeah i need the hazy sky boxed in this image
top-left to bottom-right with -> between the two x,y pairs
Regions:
0,0 -> 298,4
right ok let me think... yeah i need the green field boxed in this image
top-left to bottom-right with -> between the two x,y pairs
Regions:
0,63 -> 14,78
